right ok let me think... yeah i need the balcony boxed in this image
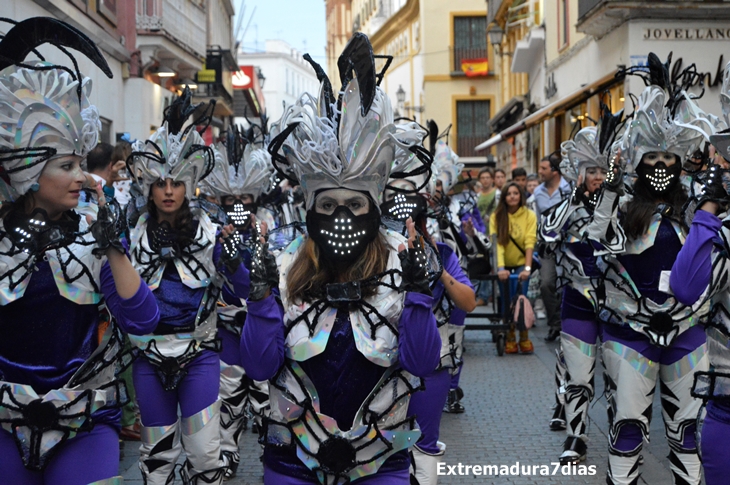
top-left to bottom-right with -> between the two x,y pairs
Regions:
452,47 -> 490,76
577,0 -> 730,38
136,0 -> 207,73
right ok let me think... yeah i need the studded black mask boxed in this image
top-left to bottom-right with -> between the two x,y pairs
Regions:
307,206 -> 381,264
379,193 -> 427,221
636,161 -> 681,196
222,200 -> 256,231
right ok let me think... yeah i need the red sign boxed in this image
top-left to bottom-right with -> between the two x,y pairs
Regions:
232,66 -> 255,89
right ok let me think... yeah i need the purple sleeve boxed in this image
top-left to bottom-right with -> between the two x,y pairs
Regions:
398,292 -> 441,377
101,262 -> 159,336
671,209 -> 723,305
240,294 -> 285,380
213,240 -> 250,299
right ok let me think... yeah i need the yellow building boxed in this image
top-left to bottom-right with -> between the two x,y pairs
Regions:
325,0 -> 353,94
344,0 -> 499,163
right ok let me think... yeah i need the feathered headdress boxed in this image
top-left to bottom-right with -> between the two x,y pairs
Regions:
199,126 -> 274,201
0,17 -> 112,199
268,33 -> 431,211
561,104 -> 623,184
127,87 -> 215,199
620,53 -> 715,171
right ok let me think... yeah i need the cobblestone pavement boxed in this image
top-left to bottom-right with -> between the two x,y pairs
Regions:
120,315 -> 680,485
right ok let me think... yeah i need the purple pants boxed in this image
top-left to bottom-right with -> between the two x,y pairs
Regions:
408,368 -> 451,454
219,327 -> 241,367
263,466 -> 409,484
701,400 -> 730,485
562,317 -> 599,344
133,349 -> 220,425
0,424 -> 119,485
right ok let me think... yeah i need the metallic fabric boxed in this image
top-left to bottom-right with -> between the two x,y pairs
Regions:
199,142 -> 273,201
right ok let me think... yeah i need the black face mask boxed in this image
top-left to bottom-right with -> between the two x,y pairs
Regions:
222,200 -> 256,231
307,206 -> 381,264
636,161 -> 681,196
379,193 -> 427,221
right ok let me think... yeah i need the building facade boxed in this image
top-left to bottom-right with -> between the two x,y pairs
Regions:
325,0 -> 353,93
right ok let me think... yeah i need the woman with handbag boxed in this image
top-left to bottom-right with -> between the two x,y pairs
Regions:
489,182 -> 537,354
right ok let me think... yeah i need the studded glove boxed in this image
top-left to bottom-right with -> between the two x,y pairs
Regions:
603,155 -> 624,195
249,238 -> 279,301
398,242 -> 432,296
220,232 -> 243,274
696,162 -> 730,211
90,201 -> 126,258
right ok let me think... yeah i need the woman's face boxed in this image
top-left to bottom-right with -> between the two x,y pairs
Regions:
479,172 -> 493,189
150,178 -> 186,216
505,185 -> 522,209
314,188 -> 370,215
584,167 -> 607,193
34,155 -> 86,217
642,151 -> 677,166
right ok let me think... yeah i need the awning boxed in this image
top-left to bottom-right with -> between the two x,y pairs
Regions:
475,70 -> 624,151
487,96 -> 525,135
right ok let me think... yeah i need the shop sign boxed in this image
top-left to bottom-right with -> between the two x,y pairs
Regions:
630,54 -> 725,88
644,28 -> 730,41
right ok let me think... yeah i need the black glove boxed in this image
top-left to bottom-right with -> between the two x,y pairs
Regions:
398,243 -> 431,296
220,232 -> 243,274
90,201 -> 126,258
696,162 -> 730,211
249,238 -> 279,301
603,155 -> 624,195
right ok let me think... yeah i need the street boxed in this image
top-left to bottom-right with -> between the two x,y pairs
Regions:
119,317 -> 676,485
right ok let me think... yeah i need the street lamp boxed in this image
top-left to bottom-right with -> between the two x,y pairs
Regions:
396,85 -> 406,105
487,24 -> 505,56
394,85 -> 424,116
257,68 -> 266,89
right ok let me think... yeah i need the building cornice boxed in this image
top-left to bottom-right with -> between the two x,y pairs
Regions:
370,0 -> 420,52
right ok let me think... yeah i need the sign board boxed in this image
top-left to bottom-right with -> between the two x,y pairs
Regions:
196,62 -> 216,84
233,66 -> 255,90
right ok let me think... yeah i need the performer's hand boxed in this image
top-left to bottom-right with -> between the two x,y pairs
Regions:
398,217 -> 431,295
697,162 -> 729,214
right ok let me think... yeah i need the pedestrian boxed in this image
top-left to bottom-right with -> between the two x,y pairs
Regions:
127,89 -> 250,484
526,174 -> 539,196
490,182 -> 537,354
84,142 -> 124,201
540,106 -> 624,465
596,55 -> 711,485
198,132 -> 274,479
0,17 -> 159,484
494,168 -> 506,191
533,152 -> 572,342
241,33 -> 441,485
112,140 -> 133,207
511,167 -> 527,192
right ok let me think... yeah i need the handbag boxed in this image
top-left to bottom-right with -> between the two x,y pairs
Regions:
512,294 -> 536,331
509,235 -> 542,271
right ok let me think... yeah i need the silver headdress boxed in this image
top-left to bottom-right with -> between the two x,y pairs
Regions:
561,104 -> 623,184
708,62 -> 730,159
269,33 -> 430,211
199,140 -> 273,201
430,140 -> 463,195
0,17 -> 112,199
127,88 -> 214,200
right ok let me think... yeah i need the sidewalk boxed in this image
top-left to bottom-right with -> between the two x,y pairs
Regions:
120,318 -> 676,484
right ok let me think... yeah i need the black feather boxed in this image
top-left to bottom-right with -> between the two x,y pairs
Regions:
0,17 -> 112,78
597,103 -> 623,155
163,87 -> 203,136
647,52 -> 671,91
427,120 -> 439,155
337,32 -> 376,116
303,53 -> 335,120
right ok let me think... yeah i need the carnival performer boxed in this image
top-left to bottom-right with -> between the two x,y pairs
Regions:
540,104 -> 624,465
240,33 -> 441,485
381,136 -> 476,485
670,61 -> 730,485
595,53 -> 712,485
127,89 -> 250,485
198,128 -> 274,479
0,17 -> 160,484
489,182 -> 537,354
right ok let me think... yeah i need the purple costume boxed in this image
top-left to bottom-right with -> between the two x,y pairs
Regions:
129,210 -> 249,484
0,223 -> 159,485
240,230 -> 441,485
671,209 -> 730,485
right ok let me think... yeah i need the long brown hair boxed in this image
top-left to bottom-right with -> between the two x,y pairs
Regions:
286,233 -> 389,304
493,182 -> 526,247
